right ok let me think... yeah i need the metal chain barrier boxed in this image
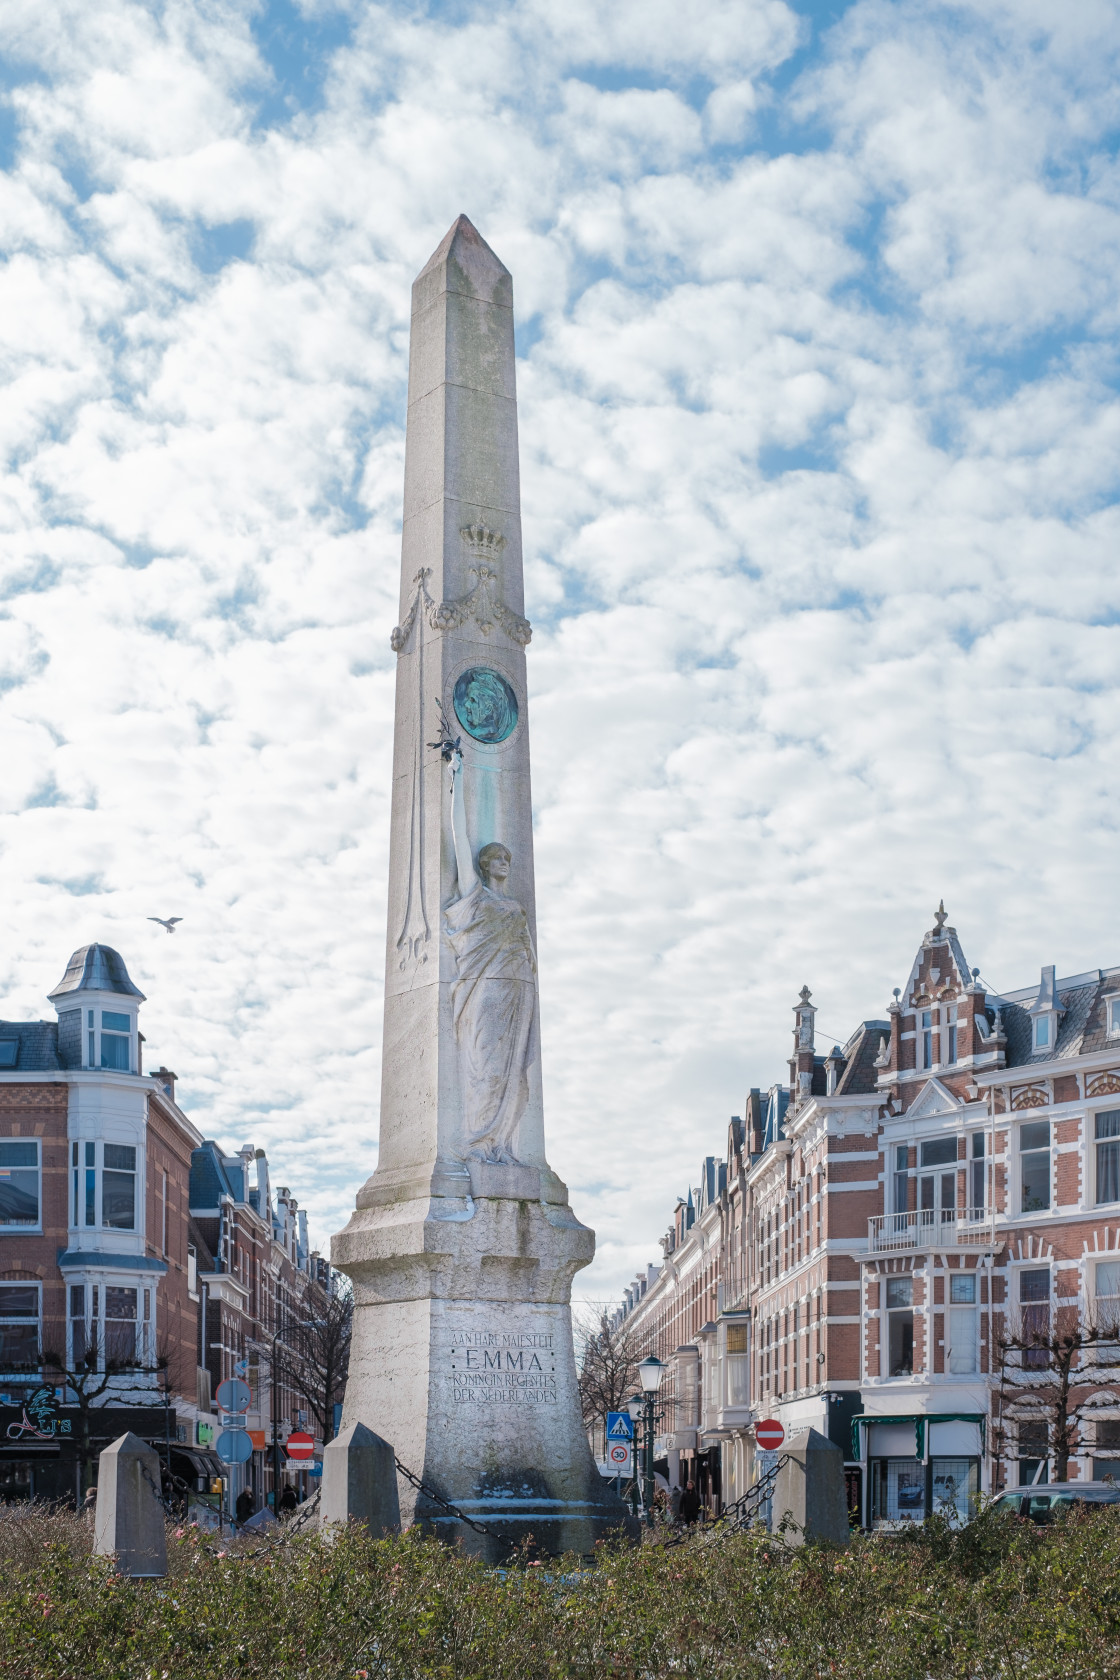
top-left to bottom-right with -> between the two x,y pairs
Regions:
129,1448 -> 517,1561
666,1452 -> 790,1548
393,1456 -> 518,1553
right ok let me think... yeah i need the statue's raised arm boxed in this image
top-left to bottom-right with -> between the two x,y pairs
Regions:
449,748 -> 479,898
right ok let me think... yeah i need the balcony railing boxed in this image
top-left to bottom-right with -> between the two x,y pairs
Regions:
869,1209 -> 995,1253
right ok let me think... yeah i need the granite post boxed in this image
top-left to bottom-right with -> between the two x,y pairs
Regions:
770,1428 -> 850,1546
92,1432 -> 167,1577
320,1421 -> 400,1536
332,215 -> 634,1556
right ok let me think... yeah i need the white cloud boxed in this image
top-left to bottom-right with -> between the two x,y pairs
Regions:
0,0 -> 1118,1300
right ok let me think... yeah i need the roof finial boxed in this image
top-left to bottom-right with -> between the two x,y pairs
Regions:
799,984 -> 812,1005
933,899 -> 948,934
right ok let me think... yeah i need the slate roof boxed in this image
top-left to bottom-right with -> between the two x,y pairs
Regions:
0,1020 -> 60,1072
188,1141 -> 248,1210
1001,974 -> 1116,1068
836,1020 -> 891,1095
48,944 -> 145,1001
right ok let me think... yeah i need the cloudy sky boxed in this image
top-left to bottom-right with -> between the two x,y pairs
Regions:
1,0 -> 1118,1299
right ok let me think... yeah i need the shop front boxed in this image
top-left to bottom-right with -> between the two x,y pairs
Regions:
0,1400 -> 179,1507
854,1414 -> 985,1527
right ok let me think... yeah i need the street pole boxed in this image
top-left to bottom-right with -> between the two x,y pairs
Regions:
634,1356 -> 665,1531
271,1328 -> 281,1512
644,1392 -> 655,1528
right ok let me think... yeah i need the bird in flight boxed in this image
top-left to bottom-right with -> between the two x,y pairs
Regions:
148,917 -> 182,933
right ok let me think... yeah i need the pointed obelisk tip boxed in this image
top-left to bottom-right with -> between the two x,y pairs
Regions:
414,213 -> 512,307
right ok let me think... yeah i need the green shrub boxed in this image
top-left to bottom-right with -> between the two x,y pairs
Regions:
3,1502 -> 1120,1679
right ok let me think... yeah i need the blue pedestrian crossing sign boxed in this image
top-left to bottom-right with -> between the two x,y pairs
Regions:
606,1410 -> 634,1441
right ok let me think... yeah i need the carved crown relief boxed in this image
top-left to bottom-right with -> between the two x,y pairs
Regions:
391,526 -> 532,653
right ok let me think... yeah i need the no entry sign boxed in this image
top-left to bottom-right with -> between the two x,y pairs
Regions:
754,1419 -> 785,1451
286,1431 -> 315,1461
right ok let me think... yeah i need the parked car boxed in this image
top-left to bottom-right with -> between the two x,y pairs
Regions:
991,1481 -> 1120,1522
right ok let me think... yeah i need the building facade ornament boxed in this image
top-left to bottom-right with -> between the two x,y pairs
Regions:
390,534 -> 531,656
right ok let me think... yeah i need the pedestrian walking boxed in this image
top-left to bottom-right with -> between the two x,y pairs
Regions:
235,1487 -> 254,1526
680,1479 -> 701,1526
278,1483 -> 298,1519
669,1482 -> 683,1525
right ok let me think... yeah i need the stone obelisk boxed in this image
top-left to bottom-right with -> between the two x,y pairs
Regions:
332,215 -> 632,1555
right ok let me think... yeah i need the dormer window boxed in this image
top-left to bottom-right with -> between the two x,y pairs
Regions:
100,1012 -> 131,1071
1028,965 -> 1063,1058
1108,999 -> 1120,1038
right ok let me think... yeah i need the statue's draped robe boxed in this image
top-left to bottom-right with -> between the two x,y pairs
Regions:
443,882 -> 537,1162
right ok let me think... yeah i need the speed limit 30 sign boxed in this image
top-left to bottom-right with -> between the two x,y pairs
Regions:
607,1441 -> 632,1473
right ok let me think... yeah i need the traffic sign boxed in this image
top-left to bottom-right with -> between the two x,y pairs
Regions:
607,1441 -> 632,1473
755,1418 -> 785,1451
216,1429 -> 253,1464
215,1378 -> 251,1414
606,1411 -> 634,1441
286,1431 -> 315,1461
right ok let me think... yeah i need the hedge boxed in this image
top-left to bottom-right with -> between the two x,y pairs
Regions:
2,1502 -> 1120,1679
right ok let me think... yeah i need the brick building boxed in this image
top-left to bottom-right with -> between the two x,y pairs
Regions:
614,907 -> 1120,1527
189,1139 -> 338,1511
0,943 -> 342,1512
0,944 -> 202,1502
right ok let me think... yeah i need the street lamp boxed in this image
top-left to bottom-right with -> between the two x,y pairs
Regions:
264,1319 -> 311,1513
632,1358 -> 665,1527
638,1356 -> 664,1394
625,1393 -> 644,1520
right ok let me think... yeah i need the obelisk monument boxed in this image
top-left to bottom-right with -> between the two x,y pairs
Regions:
332,215 -> 632,1554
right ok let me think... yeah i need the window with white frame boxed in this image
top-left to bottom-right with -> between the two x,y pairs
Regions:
1096,1111 -> 1120,1206
104,1287 -> 138,1365
0,1139 -> 40,1228
1019,1268 -> 1050,1369
0,1283 -> 39,1372
920,1010 -> 933,1069
944,1005 -> 958,1065
970,1133 -> 986,1214
72,1141 -> 98,1227
1033,1015 -> 1051,1051
102,1145 -> 137,1230
893,1145 -> 910,1217
100,1011 -> 131,1071
886,1276 -> 914,1376
1020,1122 -> 1051,1213
1108,998 -> 1120,1039
726,1321 -> 749,1406
69,1283 -> 88,1367
1095,1260 -> 1120,1344
948,1273 -> 978,1373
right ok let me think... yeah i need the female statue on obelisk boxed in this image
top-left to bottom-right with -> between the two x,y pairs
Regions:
444,748 -> 538,1164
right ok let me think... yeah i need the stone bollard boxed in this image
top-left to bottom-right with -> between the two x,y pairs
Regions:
771,1427 -> 849,1547
93,1432 -> 168,1577
319,1421 -> 400,1537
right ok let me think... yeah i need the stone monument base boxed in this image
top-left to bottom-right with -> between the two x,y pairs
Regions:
334,1171 -> 637,1558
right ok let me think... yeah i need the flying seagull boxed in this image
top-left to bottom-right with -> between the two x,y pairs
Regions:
148,917 -> 182,933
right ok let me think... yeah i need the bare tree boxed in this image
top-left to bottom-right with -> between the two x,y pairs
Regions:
269,1279 -> 352,1445
995,1298 -> 1120,1485
39,1336 -> 162,1497
574,1305 -> 642,1432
